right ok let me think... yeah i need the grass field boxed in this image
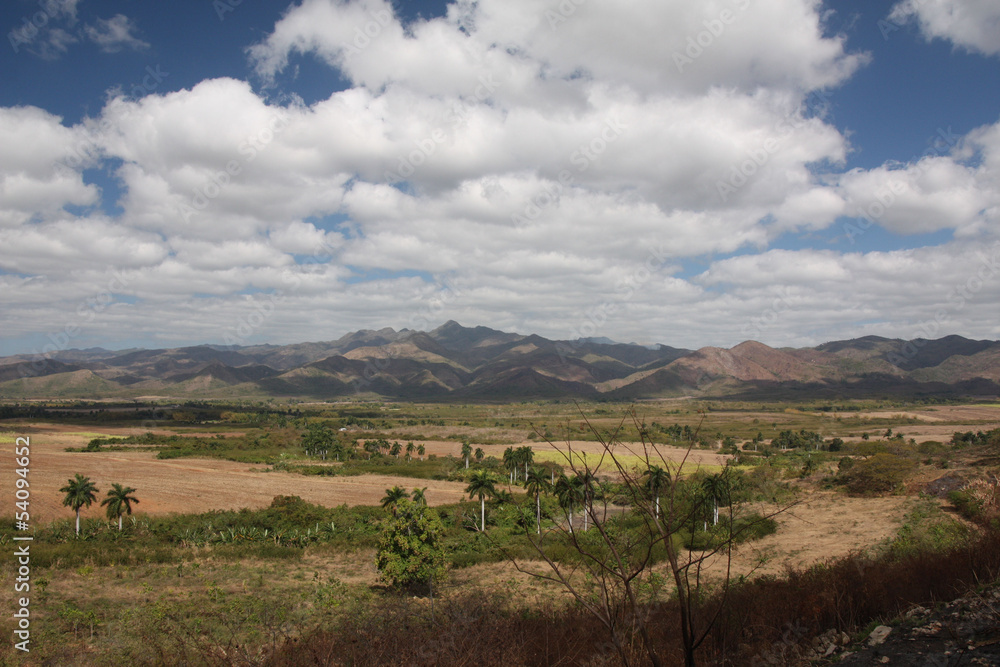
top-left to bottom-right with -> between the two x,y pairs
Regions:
0,399 -> 997,666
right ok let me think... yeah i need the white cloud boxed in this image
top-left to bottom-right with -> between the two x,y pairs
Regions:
84,14 -> 149,53
4,0 -> 999,354
890,0 -> 1000,56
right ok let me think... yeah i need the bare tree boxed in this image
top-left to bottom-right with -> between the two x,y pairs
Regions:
496,406 -> 792,667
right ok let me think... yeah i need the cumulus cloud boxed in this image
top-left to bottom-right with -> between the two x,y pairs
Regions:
889,0 -> 1000,56
3,0 -> 999,354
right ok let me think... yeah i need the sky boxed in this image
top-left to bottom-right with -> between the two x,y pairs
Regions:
1,0 -> 999,357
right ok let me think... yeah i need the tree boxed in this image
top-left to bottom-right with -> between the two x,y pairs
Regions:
60,474 -> 98,537
502,446 -> 516,482
464,470 -> 497,531
411,487 -> 427,506
498,407 -> 792,667
101,483 -> 139,531
302,423 -> 333,458
474,447 -> 485,462
700,473 -> 728,527
390,441 -> 402,458
644,465 -> 670,519
524,467 -> 550,535
554,474 -> 582,533
375,499 -> 447,604
406,441 -> 415,461
517,445 -> 535,480
417,444 -> 426,461
461,440 -> 472,469
381,486 -> 408,515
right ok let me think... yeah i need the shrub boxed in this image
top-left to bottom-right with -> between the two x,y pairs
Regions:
841,452 -> 916,496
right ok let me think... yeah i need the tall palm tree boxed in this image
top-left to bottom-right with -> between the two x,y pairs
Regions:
577,471 -> 596,531
417,444 -> 426,461
411,487 -> 428,506
101,483 -> 139,531
406,442 -> 415,461
474,447 -> 484,463
644,465 -> 670,519
701,473 -> 727,527
517,445 -> 534,480
390,441 -> 402,458
524,467 -> 550,535
381,486 -> 408,515
554,474 -> 581,533
461,441 -> 472,469
502,446 -> 516,483
465,470 -> 497,532
60,474 -> 98,537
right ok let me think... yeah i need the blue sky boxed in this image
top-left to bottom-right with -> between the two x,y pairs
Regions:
1,0 -> 999,357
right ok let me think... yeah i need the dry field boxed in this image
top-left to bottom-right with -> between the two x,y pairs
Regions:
0,423 -> 471,524
1,424 -> 732,525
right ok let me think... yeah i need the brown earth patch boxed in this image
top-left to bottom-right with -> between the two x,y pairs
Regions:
0,425 -> 469,525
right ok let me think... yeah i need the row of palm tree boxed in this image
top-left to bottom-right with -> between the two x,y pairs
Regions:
462,462 -> 731,537
59,474 -> 139,536
502,445 -> 535,483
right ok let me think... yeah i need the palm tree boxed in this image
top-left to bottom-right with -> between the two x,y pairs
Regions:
461,441 -> 472,469
502,446 -> 515,483
381,486 -> 408,515
554,474 -> 581,533
524,467 -> 550,535
417,444 -> 426,461
701,473 -> 727,528
411,487 -> 428,506
101,483 -> 139,531
60,474 -> 98,537
577,471 -> 596,531
406,442 -> 415,461
474,447 -> 484,463
517,445 -> 534,480
465,470 -> 497,532
644,465 -> 670,519
390,441 -> 402,458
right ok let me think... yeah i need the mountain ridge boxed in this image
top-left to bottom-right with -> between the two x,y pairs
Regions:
1,323 -> 999,401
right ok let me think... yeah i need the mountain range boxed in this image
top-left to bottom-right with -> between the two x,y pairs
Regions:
2,321 -> 1000,401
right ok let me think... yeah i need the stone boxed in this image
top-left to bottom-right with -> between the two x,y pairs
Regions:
868,625 -> 892,646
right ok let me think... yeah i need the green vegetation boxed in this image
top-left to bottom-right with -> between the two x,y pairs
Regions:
3,399 -> 1000,665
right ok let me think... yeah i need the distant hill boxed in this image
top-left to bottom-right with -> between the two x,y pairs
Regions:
1,322 -> 998,401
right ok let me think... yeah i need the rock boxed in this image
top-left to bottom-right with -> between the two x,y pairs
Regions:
868,626 -> 892,646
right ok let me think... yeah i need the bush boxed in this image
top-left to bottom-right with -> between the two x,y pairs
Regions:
841,452 -> 916,496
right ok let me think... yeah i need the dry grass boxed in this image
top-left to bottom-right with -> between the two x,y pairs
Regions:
0,425 -> 469,523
